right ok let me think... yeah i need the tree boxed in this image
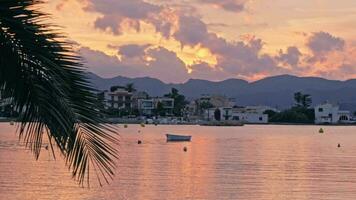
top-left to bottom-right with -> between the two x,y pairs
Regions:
0,0 -> 118,186
164,88 -> 188,116
125,83 -> 136,92
110,85 -> 126,92
214,108 -> 221,121
199,101 -> 214,115
294,92 -> 312,108
154,102 -> 166,117
263,110 -> 277,119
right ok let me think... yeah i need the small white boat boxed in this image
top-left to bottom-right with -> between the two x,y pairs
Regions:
166,134 -> 191,142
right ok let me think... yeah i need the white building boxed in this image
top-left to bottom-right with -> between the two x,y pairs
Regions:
231,112 -> 268,124
314,103 -> 351,124
204,106 -> 268,124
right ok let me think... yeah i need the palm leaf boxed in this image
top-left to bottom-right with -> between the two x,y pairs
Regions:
0,0 -> 118,186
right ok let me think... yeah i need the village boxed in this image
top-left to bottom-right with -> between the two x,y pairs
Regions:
1,85 -> 355,125
94,85 -> 356,125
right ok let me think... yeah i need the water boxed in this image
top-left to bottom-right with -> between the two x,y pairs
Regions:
0,123 -> 356,200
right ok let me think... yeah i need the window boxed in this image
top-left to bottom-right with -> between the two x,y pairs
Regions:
259,117 -> 263,121
318,108 -> 323,112
339,116 -> 348,121
232,116 -> 240,120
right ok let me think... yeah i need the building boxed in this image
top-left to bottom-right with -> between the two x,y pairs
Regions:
131,91 -> 149,110
137,97 -> 174,116
315,103 -> 352,124
231,112 -> 268,123
199,94 -> 235,108
105,87 -> 133,109
137,99 -> 155,115
204,106 -> 268,123
204,107 -> 232,121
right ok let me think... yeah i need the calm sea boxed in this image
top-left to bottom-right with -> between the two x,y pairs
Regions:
1,123 -> 356,200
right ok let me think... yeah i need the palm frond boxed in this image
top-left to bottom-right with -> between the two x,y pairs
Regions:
0,0 -> 118,186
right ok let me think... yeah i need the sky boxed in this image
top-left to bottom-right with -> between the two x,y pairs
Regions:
42,0 -> 356,83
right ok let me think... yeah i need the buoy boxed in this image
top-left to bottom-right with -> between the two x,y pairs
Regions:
338,143 -> 341,148
124,124 -> 128,128
319,128 -> 324,133
138,140 -> 142,144
140,123 -> 145,127
183,147 -> 187,152
10,121 -> 14,125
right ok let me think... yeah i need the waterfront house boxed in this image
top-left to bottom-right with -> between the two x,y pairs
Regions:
107,87 -> 133,109
137,97 -> 174,116
314,103 -> 351,124
231,106 -> 268,123
137,99 -> 155,115
204,106 -> 268,123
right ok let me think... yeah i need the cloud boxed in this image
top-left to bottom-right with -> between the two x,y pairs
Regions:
306,31 -> 345,63
307,32 -> 345,53
118,44 -> 150,58
199,0 -> 248,12
80,47 -> 143,78
80,46 -> 192,83
173,15 -> 209,46
189,62 -> 228,81
276,46 -> 302,67
84,0 -> 176,36
76,0 -> 355,81
173,15 -> 287,78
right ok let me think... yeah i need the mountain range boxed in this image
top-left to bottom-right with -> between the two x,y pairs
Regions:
87,72 -> 356,111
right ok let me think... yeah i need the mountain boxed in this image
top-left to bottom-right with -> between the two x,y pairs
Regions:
87,73 -> 356,111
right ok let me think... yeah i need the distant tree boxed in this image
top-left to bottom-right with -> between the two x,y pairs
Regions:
200,101 -> 214,110
268,93 -> 314,124
154,102 -> 166,117
164,88 -> 188,116
269,107 -> 315,123
294,92 -> 312,108
110,85 -> 126,92
214,108 -> 221,121
263,110 -> 277,119
125,83 -> 136,92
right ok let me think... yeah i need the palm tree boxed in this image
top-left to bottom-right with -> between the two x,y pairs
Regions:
125,83 -> 136,92
0,0 -> 118,186
294,92 -> 312,108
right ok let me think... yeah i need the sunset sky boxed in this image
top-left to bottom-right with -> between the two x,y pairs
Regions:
42,0 -> 356,83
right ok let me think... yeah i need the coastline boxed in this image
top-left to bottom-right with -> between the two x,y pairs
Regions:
1,118 -> 355,126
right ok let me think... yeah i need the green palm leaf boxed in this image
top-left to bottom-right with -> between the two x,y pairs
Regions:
0,0 -> 118,186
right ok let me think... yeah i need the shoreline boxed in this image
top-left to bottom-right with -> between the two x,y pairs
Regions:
1,118 -> 355,126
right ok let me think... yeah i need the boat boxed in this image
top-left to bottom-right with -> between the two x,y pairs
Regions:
166,134 -> 191,142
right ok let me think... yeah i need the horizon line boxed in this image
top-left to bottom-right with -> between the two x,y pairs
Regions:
87,72 -> 356,85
